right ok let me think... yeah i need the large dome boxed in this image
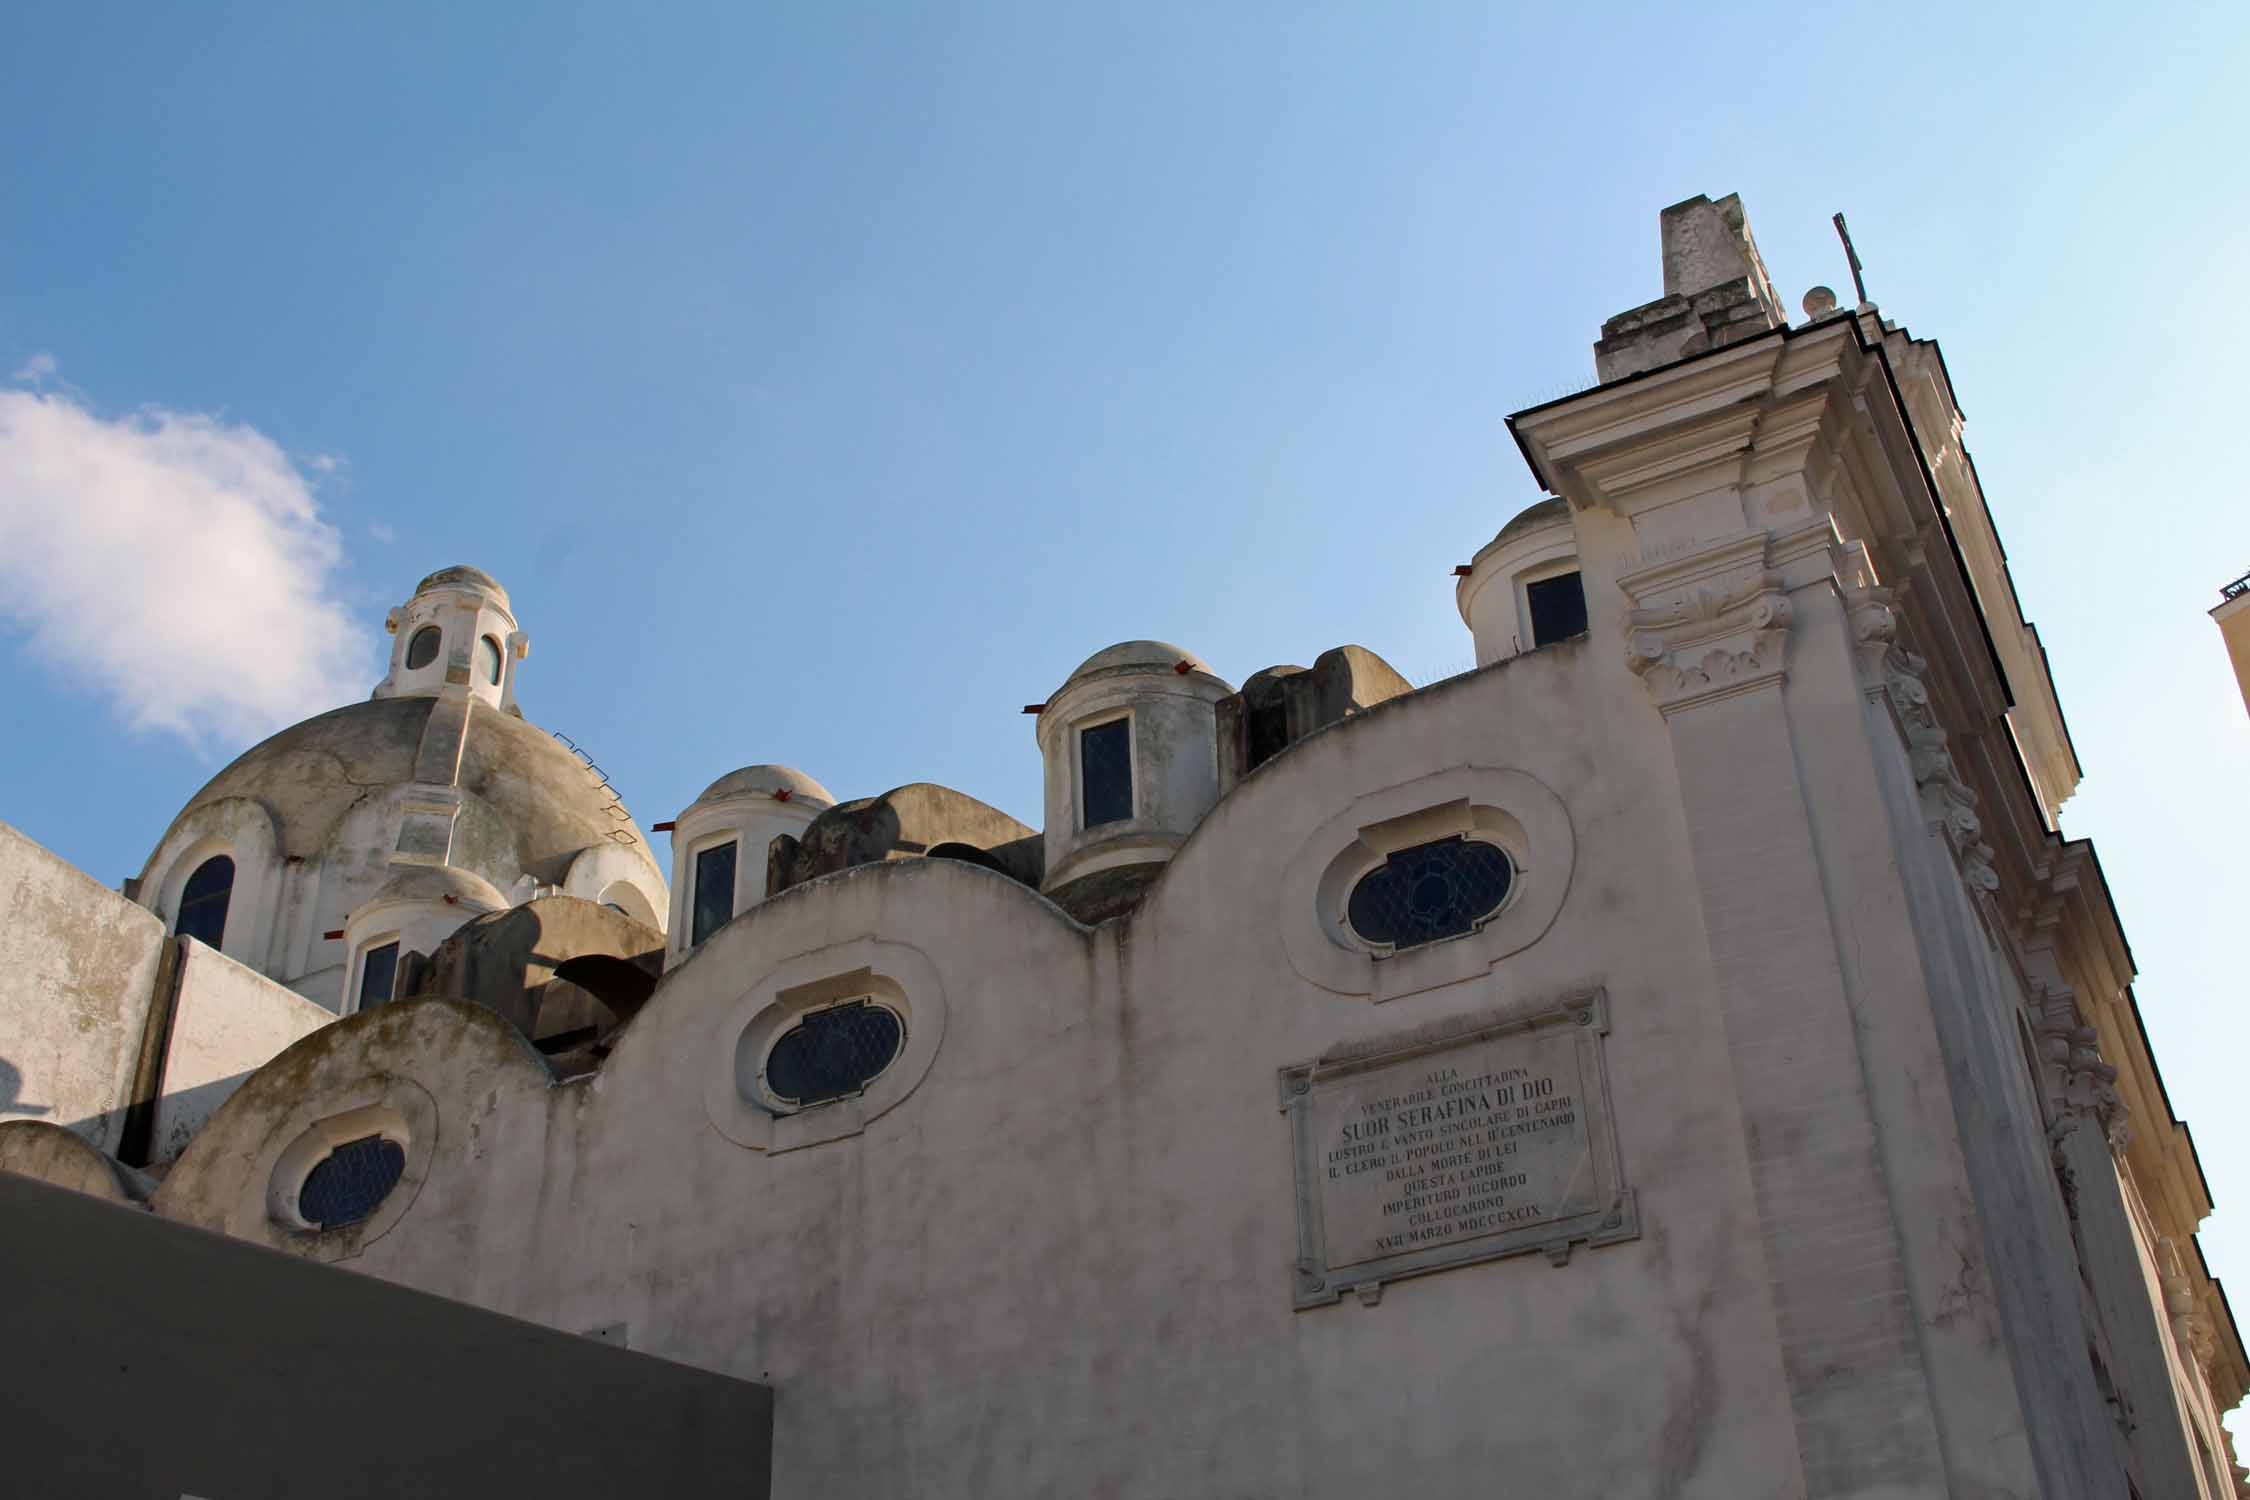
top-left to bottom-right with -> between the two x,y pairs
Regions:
139,697 -> 663,887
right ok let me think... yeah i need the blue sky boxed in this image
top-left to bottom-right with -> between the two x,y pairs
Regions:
6,0 -> 2250,1376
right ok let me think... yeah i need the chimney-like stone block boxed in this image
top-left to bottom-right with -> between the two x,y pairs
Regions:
1592,193 -> 1787,384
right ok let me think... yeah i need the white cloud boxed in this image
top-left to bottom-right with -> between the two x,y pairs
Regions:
368,520 -> 397,544
0,387 -> 376,748
12,351 -> 57,384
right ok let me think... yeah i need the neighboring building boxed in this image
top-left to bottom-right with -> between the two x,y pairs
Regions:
3,193 -> 2244,1499
2214,569 -> 2250,720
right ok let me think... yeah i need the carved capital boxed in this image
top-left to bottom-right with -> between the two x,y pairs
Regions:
1618,532 -> 1793,714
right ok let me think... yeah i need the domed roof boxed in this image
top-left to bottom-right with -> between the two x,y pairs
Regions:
1065,640 -> 1216,683
690,764 -> 836,809
140,697 -> 663,886
368,864 -> 509,911
414,564 -> 510,608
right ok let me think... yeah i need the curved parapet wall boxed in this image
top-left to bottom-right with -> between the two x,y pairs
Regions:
772,783 -> 1040,896
0,1120 -> 154,1204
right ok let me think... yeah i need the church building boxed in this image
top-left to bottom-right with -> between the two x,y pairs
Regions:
2,193 -> 2241,1498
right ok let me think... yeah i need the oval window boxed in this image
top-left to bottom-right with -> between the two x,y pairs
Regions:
477,634 -> 503,685
764,999 -> 905,1108
1346,836 -> 1513,951
297,1133 -> 407,1230
404,625 -> 442,670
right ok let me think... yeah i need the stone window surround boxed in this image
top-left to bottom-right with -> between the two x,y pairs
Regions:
1072,708 -> 1138,833
256,1077 -> 437,1262
1281,766 -> 1574,1004
1516,558 -> 1587,649
142,797 -> 283,974
687,834 -> 740,949
347,931 -> 403,1015
704,938 -> 946,1155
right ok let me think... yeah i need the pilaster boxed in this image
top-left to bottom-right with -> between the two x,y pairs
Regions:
1620,526 -> 1949,1497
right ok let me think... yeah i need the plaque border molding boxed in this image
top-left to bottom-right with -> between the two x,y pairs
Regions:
1277,987 -> 1636,1309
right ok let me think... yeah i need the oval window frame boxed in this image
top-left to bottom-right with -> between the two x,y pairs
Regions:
705,941 -> 948,1155
1342,834 -> 1517,953
1281,768 -> 1575,1004
757,996 -> 908,1110
476,634 -> 504,686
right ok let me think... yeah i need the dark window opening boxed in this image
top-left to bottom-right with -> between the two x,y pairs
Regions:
1080,718 -> 1133,828
764,1000 -> 905,1108
692,841 -> 738,946
176,855 -> 234,949
476,634 -> 504,685
358,941 -> 400,1009
404,625 -> 442,670
1347,836 -> 1514,950
297,1134 -> 406,1230
1246,699 -> 1290,771
1526,571 -> 1588,646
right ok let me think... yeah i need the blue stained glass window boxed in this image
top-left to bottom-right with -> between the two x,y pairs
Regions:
1080,719 -> 1133,828
1347,837 -> 1513,951
176,855 -> 233,949
692,841 -> 737,946
298,1134 -> 406,1230
764,1000 -> 904,1108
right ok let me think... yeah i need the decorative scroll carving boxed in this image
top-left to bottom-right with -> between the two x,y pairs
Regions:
1860,624 -> 2001,896
2036,985 -> 2130,1186
2157,1236 -> 2218,1373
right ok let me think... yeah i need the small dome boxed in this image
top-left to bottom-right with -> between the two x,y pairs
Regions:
1494,497 -> 1569,547
1065,640 -> 1215,683
414,565 -> 511,608
690,764 -> 836,809
368,865 -> 509,911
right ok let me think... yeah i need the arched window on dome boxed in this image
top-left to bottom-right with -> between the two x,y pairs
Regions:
404,625 -> 442,670
476,634 -> 503,685
176,856 -> 234,949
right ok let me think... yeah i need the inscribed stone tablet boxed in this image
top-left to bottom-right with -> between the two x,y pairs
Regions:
1279,991 -> 1634,1307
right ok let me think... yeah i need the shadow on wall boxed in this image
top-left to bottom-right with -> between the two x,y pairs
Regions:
0,1057 -> 52,1118
403,896 -> 664,1075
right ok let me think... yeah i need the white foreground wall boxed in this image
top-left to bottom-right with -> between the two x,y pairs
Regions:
0,819 -> 166,1153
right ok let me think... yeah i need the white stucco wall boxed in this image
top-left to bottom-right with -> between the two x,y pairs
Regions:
155,645 -> 1827,1496
150,939 -> 336,1163
0,819 -> 167,1155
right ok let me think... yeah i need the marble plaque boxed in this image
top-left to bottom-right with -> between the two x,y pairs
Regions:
1279,990 -> 1635,1307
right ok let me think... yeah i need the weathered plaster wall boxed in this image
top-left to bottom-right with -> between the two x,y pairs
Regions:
150,938 -> 335,1163
0,818 -> 166,1154
159,645 -> 1824,1497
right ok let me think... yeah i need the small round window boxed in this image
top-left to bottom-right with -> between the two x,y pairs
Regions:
476,634 -> 504,685
1347,835 -> 1513,951
763,999 -> 905,1109
297,1133 -> 407,1230
404,625 -> 442,670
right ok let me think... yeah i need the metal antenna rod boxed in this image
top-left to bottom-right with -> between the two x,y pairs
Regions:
1833,212 -> 1869,306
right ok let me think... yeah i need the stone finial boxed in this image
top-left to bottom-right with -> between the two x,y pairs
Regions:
1593,193 -> 1789,384
1802,286 -> 1838,319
